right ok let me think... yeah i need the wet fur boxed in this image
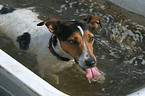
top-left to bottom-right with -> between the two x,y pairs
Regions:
0,7 -> 73,83
0,6 -> 102,83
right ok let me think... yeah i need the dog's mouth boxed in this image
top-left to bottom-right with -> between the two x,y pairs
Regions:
75,60 -> 100,79
85,67 -> 100,79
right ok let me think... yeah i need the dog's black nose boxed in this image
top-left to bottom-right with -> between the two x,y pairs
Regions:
85,59 -> 96,67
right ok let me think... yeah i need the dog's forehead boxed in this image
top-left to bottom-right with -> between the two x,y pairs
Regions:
59,21 -> 86,41
62,21 -> 85,29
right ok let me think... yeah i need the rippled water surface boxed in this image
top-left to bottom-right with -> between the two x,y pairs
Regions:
0,0 -> 145,96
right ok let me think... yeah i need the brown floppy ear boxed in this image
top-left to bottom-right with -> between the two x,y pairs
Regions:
37,18 -> 61,36
84,15 -> 102,29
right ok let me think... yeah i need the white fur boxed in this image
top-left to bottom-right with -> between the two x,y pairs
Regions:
76,26 -> 89,68
77,26 -> 84,37
0,7 -> 74,83
77,26 -> 88,68
78,41 -> 89,68
0,5 -> 3,10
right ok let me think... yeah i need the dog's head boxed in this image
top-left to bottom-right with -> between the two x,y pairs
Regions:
38,15 -> 102,80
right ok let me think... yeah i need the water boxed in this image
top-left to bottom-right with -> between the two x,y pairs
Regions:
0,0 -> 145,95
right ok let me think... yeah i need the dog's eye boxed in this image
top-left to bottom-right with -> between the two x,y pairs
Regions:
89,36 -> 94,42
68,40 -> 77,44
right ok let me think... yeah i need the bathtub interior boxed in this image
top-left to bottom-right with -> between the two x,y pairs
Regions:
0,0 -> 145,96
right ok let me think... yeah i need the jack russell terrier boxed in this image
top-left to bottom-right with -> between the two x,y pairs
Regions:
0,5 -> 104,83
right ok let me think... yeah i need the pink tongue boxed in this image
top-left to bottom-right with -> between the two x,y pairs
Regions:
86,67 -> 100,79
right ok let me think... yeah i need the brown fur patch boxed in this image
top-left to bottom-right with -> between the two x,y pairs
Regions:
64,22 -> 75,26
61,32 -> 84,61
61,30 -> 96,61
84,30 -> 96,59
90,16 -> 100,29
44,18 -> 61,36
78,20 -> 86,24
84,15 -> 100,29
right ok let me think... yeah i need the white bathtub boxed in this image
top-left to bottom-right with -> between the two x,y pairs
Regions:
0,49 -> 68,96
108,0 -> 145,17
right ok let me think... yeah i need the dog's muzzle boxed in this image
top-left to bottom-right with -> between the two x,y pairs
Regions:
85,59 -> 100,79
77,56 -> 100,79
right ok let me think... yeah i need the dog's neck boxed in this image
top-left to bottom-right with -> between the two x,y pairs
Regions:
49,34 -> 72,61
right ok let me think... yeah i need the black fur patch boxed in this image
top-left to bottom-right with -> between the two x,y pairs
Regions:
17,32 -> 31,50
52,35 -> 58,47
37,22 -> 44,26
0,7 -> 15,14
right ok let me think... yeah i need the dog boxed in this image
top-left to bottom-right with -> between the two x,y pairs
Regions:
0,5 -> 103,84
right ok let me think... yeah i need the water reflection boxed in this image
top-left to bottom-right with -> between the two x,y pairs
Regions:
0,0 -> 145,95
